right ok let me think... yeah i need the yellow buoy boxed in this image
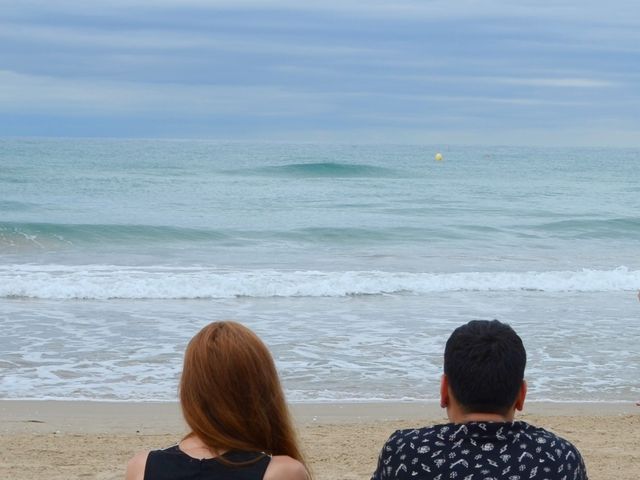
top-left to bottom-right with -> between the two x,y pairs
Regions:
435,152 -> 443,161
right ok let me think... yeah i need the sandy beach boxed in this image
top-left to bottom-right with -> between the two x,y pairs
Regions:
0,400 -> 637,480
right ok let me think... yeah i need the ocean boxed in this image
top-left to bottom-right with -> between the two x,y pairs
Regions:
1,139 -> 638,402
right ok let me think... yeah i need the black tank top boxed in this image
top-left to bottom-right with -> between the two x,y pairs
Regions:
144,445 -> 271,480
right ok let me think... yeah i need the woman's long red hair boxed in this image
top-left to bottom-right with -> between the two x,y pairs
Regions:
179,321 -> 306,467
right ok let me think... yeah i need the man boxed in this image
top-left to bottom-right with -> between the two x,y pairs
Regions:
371,320 -> 587,480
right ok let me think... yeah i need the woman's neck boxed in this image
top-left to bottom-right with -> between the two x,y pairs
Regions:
180,434 -> 225,459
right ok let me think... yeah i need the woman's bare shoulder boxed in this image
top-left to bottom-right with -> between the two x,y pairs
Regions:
125,451 -> 149,480
264,455 -> 310,480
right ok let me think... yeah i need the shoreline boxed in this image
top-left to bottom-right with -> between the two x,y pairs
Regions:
1,398 -> 636,433
1,400 -> 638,479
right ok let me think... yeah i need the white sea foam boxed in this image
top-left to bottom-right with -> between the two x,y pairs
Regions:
0,265 -> 638,299
2,285 -> 639,402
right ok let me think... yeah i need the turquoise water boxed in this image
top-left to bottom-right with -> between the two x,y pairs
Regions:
0,139 -> 639,401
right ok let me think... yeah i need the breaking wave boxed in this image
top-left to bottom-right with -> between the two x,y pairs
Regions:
1,265 -> 637,299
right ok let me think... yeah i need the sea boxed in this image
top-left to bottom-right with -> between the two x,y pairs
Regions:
1,139 -> 638,403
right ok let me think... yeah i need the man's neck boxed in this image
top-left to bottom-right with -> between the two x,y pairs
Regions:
447,405 -> 516,424
453,412 -> 515,423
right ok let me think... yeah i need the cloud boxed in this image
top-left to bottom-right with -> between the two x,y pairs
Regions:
4,0 -> 640,21
484,77 -> 618,88
0,70 -> 335,116
1,69 -> 594,118
0,23 -> 380,57
351,72 -> 619,89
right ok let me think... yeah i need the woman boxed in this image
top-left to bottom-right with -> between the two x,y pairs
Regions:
126,321 -> 310,480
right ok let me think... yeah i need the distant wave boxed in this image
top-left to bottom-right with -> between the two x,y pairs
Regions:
1,265 -> 637,299
531,217 -> 640,238
0,200 -> 36,212
3,216 -> 640,251
0,222 -> 460,249
0,222 -> 230,247
227,162 -> 402,178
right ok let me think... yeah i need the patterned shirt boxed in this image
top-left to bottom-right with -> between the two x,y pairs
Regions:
371,421 -> 587,480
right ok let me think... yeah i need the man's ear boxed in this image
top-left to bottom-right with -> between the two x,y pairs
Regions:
514,380 -> 527,411
440,374 -> 449,408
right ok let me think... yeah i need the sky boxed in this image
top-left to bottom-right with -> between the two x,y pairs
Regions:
1,1 -> 639,145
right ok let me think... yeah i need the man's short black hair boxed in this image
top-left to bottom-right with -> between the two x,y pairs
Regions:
444,320 -> 526,414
